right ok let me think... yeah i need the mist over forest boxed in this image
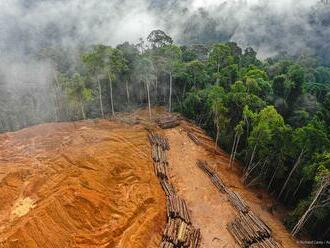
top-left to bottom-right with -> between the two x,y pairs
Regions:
0,0 -> 330,244
1,0 -> 330,130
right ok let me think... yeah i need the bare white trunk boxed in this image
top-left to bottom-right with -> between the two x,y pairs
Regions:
278,149 -> 304,199
126,80 -> 130,105
155,77 -> 158,102
215,125 -> 219,151
247,141 -> 258,172
293,178 -> 304,198
108,73 -> 115,117
231,135 -> 240,168
97,78 -> 104,118
169,72 -> 172,112
242,160 -> 261,184
146,83 -> 152,120
80,102 -> 86,120
268,165 -> 279,191
291,183 -> 325,237
229,132 -> 238,168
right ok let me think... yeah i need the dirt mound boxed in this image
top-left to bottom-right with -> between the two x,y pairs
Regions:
0,120 -> 165,247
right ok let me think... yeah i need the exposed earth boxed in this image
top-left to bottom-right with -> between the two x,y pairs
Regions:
0,109 -> 299,247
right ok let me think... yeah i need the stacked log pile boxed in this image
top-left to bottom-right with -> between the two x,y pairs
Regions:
158,116 -> 180,129
197,160 -> 226,193
249,238 -> 280,248
226,190 -> 249,213
162,218 -> 201,247
187,132 -> 201,145
148,132 -> 201,248
160,179 -> 176,196
227,211 -> 272,247
154,162 -> 169,180
196,160 -> 281,248
167,195 -> 191,224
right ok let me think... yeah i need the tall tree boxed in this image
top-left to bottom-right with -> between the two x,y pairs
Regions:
103,47 -> 127,117
117,42 -> 139,106
134,57 -> 156,120
278,120 -> 329,199
147,30 -> 173,49
208,44 -> 233,73
82,45 -> 107,118
66,73 -> 93,120
291,169 -> 330,237
161,45 -> 182,112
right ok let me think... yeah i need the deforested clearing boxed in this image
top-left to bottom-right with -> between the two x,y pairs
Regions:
0,110 -> 298,247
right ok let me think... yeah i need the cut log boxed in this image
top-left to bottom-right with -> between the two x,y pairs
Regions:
158,116 -> 180,129
226,190 -> 250,214
187,132 -> 201,145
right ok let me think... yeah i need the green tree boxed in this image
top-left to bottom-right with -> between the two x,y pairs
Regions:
134,57 -> 156,120
103,47 -> 127,117
147,30 -> 173,49
82,45 -> 107,118
160,45 -> 182,112
117,42 -> 140,105
66,73 -> 93,120
208,44 -> 233,73
243,106 -> 287,185
291,168 -> 330,237
278,120 -> 329,199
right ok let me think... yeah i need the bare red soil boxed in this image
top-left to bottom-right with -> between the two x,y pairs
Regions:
0,108 -> 300,248
0,120 -> 165,247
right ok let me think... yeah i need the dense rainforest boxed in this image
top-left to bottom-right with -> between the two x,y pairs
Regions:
0,29 -> 330,242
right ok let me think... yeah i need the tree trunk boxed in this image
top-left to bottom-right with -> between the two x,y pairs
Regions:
232,135 -> 240,168
155,77 -> 158,103
291,183 -> 325,237
247,141 -> 258,171
242,160 -> 261,184
278,149 -> 304,199
169,72 -> 172,112
267,165 -> 279,191
182,81 -> 187,100
97,78 -> 104,118
229,132 -> 238,168
108,73 -> 115,117
146,82 -> 152,120
80,102 -> 86,120
126,80 -> 130,106
293,178 -> 304,198
53,73 -> 61,121
215,125 -> 219,151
